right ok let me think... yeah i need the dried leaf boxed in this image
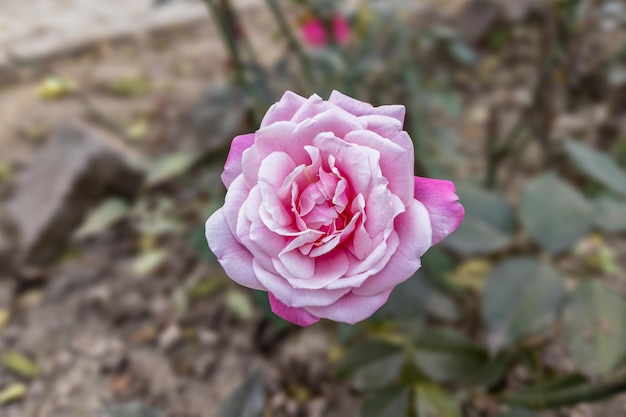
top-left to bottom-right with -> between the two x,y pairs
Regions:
0,383 -> 27,405
1,352 -> 39,379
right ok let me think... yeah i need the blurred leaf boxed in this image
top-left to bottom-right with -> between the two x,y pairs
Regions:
449,258 -> 493,291
217,371 -> 264,417
225,289 -> 255,321
573,234 -> 619,276
414,328 -> 505,386
593,196 -> 626,232
482,257 -> 565,352
445,184 -> 514,255
497,407 -> 537,417
447,41 -> 478,66
375,271 -> 458,322
337,339 -> 405,390
444,217 -> 513,255
147,151 -> 198,187
104,403 -> 164,417
360,386 -> 409,417
520,174 -> 593,253
564,281 -> 626,377
416,383 -> 461,417
1,351 -> 39,379
188,225 -> 217,264
126,119 -> 149,140
108,75 -> 152,97
75,198 -> 129,239
130,249 -> 167,277
37,76 -> 75,99
0,383 -> 26,405
188,278 -> 226,300
0,309 -> 9,331
0,162 -> 13,183
565,140 -> 626,196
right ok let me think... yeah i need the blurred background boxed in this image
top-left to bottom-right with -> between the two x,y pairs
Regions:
0,0 -> 626,416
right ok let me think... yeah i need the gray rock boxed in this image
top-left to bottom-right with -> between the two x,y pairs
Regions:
3,120 -> 145,266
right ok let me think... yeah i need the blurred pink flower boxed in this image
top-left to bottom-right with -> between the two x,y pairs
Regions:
300,15 -> 350,47
205,91 -> 464,326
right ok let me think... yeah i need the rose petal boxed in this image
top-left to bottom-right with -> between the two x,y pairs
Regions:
329,90 -> 405,123
344,129 -> 414,205
414,176 -> 465,245
291,108 -> 365,141
254,260 -> 350,307
352,200 -> 432,296
314,133 -> 381,196
306,289 -> 393,324
205,208 -> 264,290
261,91 -> 307,128
222,133 -> 255,188
242,121 -> 299,187
269,293 -> 319,327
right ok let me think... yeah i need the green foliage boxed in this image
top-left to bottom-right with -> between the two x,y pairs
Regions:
593,196 -> 626,232
444,184 -> 514,255
360,386 -> 409,417
563,281 -> 626,377
520,174 -> 593,253
337,339 -> 405,390
482,257 -> 565,351
565,140 -> 626,196
217,372 -> 265,417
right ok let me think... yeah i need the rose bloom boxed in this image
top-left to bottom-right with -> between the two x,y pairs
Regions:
300,15 -> 350,47
205,91 -> 464,326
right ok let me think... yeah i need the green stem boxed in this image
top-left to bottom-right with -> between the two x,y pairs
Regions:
203,0 -> 246,88
501,373 -> 626,409
265,0 -> 316,88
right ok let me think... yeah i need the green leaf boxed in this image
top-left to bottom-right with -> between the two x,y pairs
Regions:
75,198 -> 129,239
147,151 -> 197,187
564,281 -> 626,377
337,339 -> 405,391
482,257 -> 565,351
105,403 -> 164,417
130,249 -> 167,277
565,140 -> 626,196
217,372 -> 264,417
416,383 -> 461,417
1,351 -> 39,378
445,184 -> 514,255
520,174 -> 593,253
360,387 -> 409,417
375,270 -> 459,322
414,328 -> 504,386
593,196 -> 626,232
225,289 -> 255,322
0,383 -> 26,405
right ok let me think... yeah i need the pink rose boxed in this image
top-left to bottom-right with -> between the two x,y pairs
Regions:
205,91 -> 464,326
300,15 -> 350,47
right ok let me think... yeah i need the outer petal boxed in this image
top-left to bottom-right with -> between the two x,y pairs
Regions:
261,91 -> 307,128
269,293 -> 319,327
414,176 -> 465,245
306,289 -> 393,324
353,200 -> 432,296
329,90 -> 405,123
205,208 -> 265,290
222,133 -> 255,188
